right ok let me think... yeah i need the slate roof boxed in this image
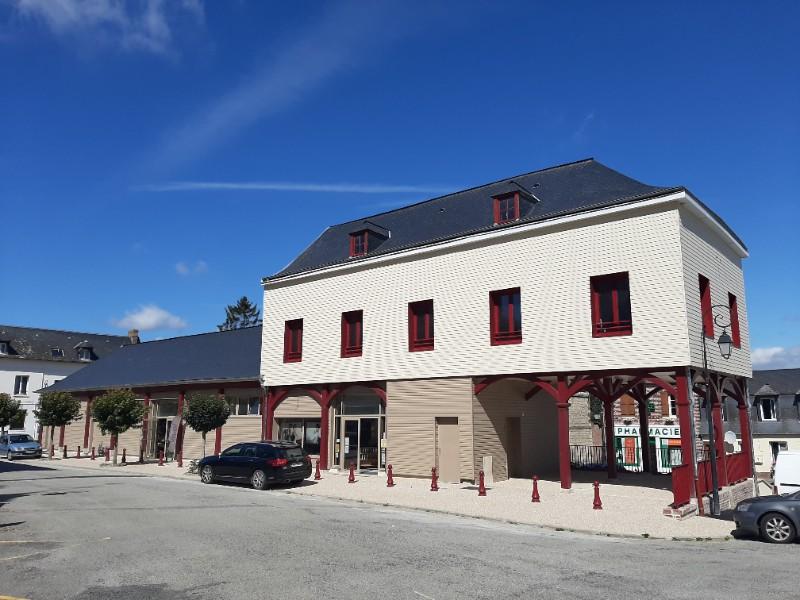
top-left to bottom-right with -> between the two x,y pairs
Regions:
267,158 -> 744,280
0,325 -> 130,364
751,369 -> 800,397
40,326 -> 262,394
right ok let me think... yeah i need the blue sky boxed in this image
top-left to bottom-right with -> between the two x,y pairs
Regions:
0,1 -> 797,368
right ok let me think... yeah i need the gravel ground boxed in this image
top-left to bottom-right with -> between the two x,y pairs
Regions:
43,457 -> 735,540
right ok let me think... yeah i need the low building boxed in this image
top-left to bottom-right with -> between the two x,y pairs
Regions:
40,326 -> 263,461
0,325 -> 132,438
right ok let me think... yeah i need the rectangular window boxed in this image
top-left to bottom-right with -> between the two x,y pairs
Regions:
78,348 -> 92,361
759,397 -> 777,422
493,193 -> 519,224
0,342 -> 8,355
699,275 -> 713,338
341,310 -> 363,357
227,397 -> 262,416
728,293 -> 741,348
408,299 -> 434,352
283,319 -> 303,363
590,272 -> 633,337
349,231 -> 368,257
489,287 -> 522,345
277,418 -> 321,455
51,348 -> 64,358
13,375 -> 29,396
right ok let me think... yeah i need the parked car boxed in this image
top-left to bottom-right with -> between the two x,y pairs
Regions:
773,451 -> 800,495
0,432 -> 43,460
734,491 -> 800,543
198,441 -> 312,490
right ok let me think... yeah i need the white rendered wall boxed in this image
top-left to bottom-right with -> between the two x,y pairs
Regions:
262,205 -> 694,387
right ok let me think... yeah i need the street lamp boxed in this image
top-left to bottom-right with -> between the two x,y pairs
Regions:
701,305 -> 734,516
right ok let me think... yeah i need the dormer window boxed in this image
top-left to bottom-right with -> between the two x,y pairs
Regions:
78,347 -> 92,361
350,231 -> 368,257
51,348 -> 64,358
0,341 -> 8,355
493,192 -> 520,225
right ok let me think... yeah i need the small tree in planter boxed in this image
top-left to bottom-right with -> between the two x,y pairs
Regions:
184,393 -> 230,457
92,389 -> 145,465
0,393 -> 21,437
34,392 -> 81,455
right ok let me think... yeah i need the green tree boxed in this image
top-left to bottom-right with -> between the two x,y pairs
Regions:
92,389 -> 145,465
34,391 -> 81,454
184,393 -> 230,457
0,393 -> 21,437
218,296 -> 261,331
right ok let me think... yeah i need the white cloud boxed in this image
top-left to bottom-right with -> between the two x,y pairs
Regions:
752,346 -> 800,370
12,0 -> 204,56
175,260 -> 207,276
137,181 -> 452,195
571,111 -> 596,142
113,304 -> 187,331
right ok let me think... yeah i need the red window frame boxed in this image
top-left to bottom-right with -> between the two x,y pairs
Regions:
699,275 -> 713,338
728,292 -> 741,348
349,231 -> 368,257
283,319 -> 303,363
489,287 -> 522,345
493,192 -> 520,225
408,299 -> 434,352
590,272 -> 633,337
340,310 -> 363,358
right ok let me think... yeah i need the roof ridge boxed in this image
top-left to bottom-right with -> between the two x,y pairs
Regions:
328,157 -> 597,227
0,324 -> 130,339
126,325 -> 262,347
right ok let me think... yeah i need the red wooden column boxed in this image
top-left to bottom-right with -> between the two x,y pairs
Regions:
140,393 -> 151,463
710,387 -> 728,486
176,391 -> 185,455
83,395 -> 93,448
674,369 -> 699,506
603,399 -> 617,479
214,388 -> 224,455
737,397 -> 753,477
265,390 -> 275,440
259,388 -> 267,440
637,400 -> 651,474
319,401 -> 331,470
556,376 -> 572,490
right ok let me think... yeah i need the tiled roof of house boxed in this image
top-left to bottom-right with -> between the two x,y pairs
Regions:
267,158 -> 744,280
40,326 -> 262,394
0,325 -> 130,364
751,369 -> 800,397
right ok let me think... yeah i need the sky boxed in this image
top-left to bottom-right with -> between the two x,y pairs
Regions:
0,1 -> 798,368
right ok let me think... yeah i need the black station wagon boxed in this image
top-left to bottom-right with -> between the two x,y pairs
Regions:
198,441 -> 312,490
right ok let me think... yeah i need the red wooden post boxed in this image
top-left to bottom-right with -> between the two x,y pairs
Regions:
737,398 -> 753,478
176,391 -> 185,457
319,402 -> 330,470
603,398 -> 617,479
478,470 -> 486,496
158,450 -> 164,466
105,447 -> 110,462
430,467 -> 439,492
91,447 -> 96,460
140,393 -> 151,463
58,425 -> 65,448
121,448 -> 127,464
83,396 -> 93,449
62,445 -> 67,459
593,480 -> 603,509
556,376 -> 572,489
265,390 -> 275,440
711,394 -> 728,487
387,464 -> 395,487
177,451 -> 183,468
76,445 -> 80,459
674,370 -> 701,514
637,399 -> 651,474
348,462 -> 356,483
532,476 -> 540,502
50,445 -> 55,459
314,459 -> 321,480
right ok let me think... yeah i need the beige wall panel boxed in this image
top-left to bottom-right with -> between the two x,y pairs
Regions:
568,394 -> 594,446
275,394 -> 320,418
386,378 -> 474,480
117,427 -> 142,456
219,416 -> 262,449
181,427 -> 208,459
62,412 -> 85,450
91,421 -> 112,450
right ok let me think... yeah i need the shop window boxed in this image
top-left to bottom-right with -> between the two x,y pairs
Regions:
759,397 -> 778,422
408,299 -> 434,351
277,419 -> 321,455
349,231 -> 368,257
489,287 -> 522,345
699,275 -> 713,338
283,319 -> 303,363
493,192 -> 520,224
13,375 -> 28,396
728,293 -> 741,348
341,310 -> 363,358
590,272 -> 632,337
227,397 -> 262,416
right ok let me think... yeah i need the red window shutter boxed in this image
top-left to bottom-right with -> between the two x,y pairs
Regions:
728,293 -> 741,347
590,272 -> 632,337
408,300 -> 434,352
489,288 -> 522,345
283,319 -> 303,363
699,275 -> 713,338
341,310 -> 363,357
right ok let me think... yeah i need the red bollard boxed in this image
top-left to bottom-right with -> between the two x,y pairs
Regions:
62,445 -> 67,459
178,452 -> 183,468
314,459 -> 321,480
121,448 -> 127,464
348,462 -> 355,483
91,447 -> 96,461
76,446 -> 81,459
387,464 -> 395,487
593,480 -> 603,510
50,445 -> 55,459
430,467 -> 439,492
158,450 -> 164,466
105,448 -> 110,462
532,475 -> 540,503
478,470 -> 487,496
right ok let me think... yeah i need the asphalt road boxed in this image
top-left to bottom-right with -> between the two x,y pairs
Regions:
0,461 -> 797,600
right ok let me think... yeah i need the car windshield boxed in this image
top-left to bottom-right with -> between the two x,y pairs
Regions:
10,435 -> 33,443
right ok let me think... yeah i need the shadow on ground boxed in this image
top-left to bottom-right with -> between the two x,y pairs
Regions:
73,583 -> 224,599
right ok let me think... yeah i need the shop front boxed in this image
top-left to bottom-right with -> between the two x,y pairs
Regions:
614,424 -> 682,474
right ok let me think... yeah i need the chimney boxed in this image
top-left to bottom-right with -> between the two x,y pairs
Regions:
128,329 -> 140,345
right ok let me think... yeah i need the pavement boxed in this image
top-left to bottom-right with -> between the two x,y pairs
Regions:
45,456 -> 733,539
1,460 -> 798,600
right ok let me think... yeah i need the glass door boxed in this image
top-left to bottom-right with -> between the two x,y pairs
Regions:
359,418 -> 379,471
342,418 -> 359,470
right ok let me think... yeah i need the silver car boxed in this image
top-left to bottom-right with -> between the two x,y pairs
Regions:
0,433 -> 43,460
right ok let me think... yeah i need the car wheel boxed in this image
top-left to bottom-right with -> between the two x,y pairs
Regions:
760,512 -> 796,544
251,469 -> 267,491
6,451 -> 12,461
200,465 -> 215,484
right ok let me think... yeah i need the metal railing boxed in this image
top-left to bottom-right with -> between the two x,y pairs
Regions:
570,444 -> 699,473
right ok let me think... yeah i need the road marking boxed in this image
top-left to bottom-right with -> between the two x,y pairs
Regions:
413,592 -> 436,600
0,595 -> 30,599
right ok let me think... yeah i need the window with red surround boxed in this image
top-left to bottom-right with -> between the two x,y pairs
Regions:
699,275 -> 713,338
493,192 -> 520,225
341,310 -> 363,357
590,272 -> 632,337
349,231 -> 368,257
728,292 -> 741,347
283,319 -> 303,363
490,287 -> 522,345
408,299 -> 434,352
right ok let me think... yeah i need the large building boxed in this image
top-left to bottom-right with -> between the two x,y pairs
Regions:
260,158 -> 753,510
0,325 -> 132,438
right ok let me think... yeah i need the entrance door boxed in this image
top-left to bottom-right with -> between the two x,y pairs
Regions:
506,417 -> 522,478
342,419 -> 359,470
436,417 -> 460,483
359,419 -> 379,470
